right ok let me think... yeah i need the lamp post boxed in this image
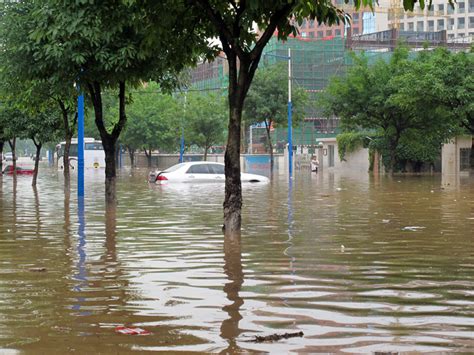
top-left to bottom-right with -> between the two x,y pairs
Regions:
179,90 -> 187,163
263,48 -> 293,179
287,48 -> 293,178
77,87 -> 85,198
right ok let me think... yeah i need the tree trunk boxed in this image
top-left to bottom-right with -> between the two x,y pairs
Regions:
32,139 -> 42,187
103,139 -> 117,204
264,120 -> 274,172
128,147 -> 135,168
58,100 -> 75,190
223,54 -> 246,233
8,137 -> 16,177
144,148 -> 152,168
0,140 -> 4,173
88,81 -> 127,206
470,137 -> 474,170
204,146 -> 209,161
387,132 -> 400,175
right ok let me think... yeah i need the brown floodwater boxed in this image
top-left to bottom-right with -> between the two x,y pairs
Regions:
0,167 -> 473,353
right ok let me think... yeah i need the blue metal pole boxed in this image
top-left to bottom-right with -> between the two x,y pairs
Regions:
77,92 -> 85,197
288,101 -> 293,178
179,91 -> 187,163
288,48 -> 293,179
179,127 -> 185,163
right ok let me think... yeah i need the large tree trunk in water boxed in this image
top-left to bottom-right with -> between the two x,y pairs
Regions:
88,81 -> 127,206
103,139 -> 117,204
223,54 -> 248,233
32,139 -> 42,187
224,105 -> 242,233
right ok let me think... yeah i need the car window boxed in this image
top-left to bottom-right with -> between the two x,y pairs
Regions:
209,164 -> 225,174
186,164 -> 211,174
163,163 -> 186,173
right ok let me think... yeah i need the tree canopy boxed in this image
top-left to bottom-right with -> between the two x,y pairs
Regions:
186,91 -> 227,160
320,47 -> 471,172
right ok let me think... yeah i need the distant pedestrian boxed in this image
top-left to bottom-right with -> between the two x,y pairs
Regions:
311,155 -> 319,173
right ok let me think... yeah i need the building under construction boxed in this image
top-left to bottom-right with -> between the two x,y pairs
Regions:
189,29 -> 471,152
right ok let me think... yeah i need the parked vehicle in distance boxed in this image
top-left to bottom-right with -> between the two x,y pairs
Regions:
2,165 -> 34,175
4,152 -> 16,161
56,138 -> 105,170
149,161 -> 269,184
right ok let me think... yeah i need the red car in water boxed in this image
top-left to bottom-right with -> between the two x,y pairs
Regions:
2,165 -> 35,175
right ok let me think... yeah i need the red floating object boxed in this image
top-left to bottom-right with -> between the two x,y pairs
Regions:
115,326 -> 151,336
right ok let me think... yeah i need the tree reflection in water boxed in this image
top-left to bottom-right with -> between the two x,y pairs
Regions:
220,231 -> 244,354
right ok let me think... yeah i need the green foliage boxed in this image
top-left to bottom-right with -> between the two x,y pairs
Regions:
121,83 -> 180,154
336,132 -> 371,161
186,91 -> 227,157
320,46 -> 469,172
244,62 -> 308,129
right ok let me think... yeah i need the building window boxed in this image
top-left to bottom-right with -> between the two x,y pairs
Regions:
469,16 -> 474,28
458,2 -> 466,13
469,0 -> 474,12
318,31 -> 324,38
428,20 -> 434,31
301,19 -> 307,28
448,18 -> 454,30
460,148 -> 471,171
309,20 -> 315,28
438,19 -> 445,30
353,13 -> 359,24
326,30 -> 333,36
328,145 -> 335,167
417,21 -> 424,31
458,17 -> 465,29
408,22 -> 414,31
438,4 -> 445,12
399,23 -> 404,30
448,33 -> 455,39
301,32 -> 307,38
447,4 -> 454,14
353,27 -> 359,34
335,29 -> 341,36
309,31 -> 315,38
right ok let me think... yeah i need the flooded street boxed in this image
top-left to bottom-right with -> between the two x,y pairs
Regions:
0,168 -> 473,353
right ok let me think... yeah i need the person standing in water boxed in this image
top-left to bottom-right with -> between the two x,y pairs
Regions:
311,155 -> 319,173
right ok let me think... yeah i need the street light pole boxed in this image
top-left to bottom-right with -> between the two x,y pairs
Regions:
179,90 -> 186,163
262,48 -> 293,179
77,89 -> 85,198
287,48 -> 293,179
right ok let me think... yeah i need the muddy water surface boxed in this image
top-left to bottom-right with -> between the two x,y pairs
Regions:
0,168 -> 473,353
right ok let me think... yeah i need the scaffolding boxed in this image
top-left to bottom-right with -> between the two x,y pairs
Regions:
188,30 -> 468,152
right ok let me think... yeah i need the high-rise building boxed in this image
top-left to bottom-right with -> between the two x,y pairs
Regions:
296,9 -> 365,39
364,0 -> 474,42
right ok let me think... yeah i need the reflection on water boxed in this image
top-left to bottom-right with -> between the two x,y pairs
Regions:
0,168 -> 473,353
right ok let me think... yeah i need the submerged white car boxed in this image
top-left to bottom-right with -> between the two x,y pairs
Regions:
149,161 -> 269,183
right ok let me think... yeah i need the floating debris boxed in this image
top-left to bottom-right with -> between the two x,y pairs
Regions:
29,267 -> 46,272
340,245 -> 345,253
401,226 -> 426,232
115,326 -> 151,336
253,331 -> 304,343
382,219 -> 390,223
